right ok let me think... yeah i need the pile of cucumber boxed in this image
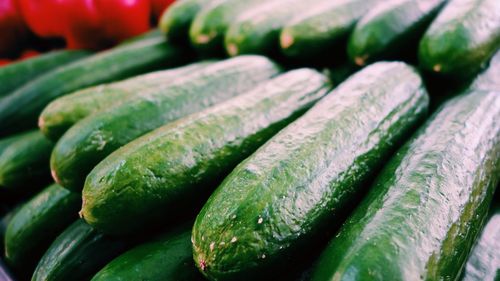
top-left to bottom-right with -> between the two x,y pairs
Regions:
0,0 -> 499,280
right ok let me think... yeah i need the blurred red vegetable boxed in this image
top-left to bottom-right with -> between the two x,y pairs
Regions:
151,0 -> 175,19
0,0 -> 29,57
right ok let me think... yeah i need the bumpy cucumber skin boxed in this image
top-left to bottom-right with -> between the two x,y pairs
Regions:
347,0 -> 446,66
280,0 -> 378,60
51,56 -> 280,192
419,0 -> 500,79
91,226 -> 204,281
0,50 -> 90,97
192,62 -> 429,281
81,68 -> 329,235
39,61 -> 213,142
0,37 -> 189,135
32,220 -> 127,281
4,184 -> 80,271
311,90 -> 500,281
0,130 -> 54,189
160,0 -> 221,43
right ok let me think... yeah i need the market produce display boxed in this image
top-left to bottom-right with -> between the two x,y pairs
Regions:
0,0 -> 499,280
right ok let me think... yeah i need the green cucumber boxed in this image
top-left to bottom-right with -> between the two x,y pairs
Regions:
192,61 -> 429,280
32,220 -> 128,281
118,29 -> 163,46
81,68 -> 330,235
0,50 -> 90,97
39,61 -> 213,141
419,0 -> 500,79
91,225 -> 203,281
51,55 -> 281,192
225,0 -> 324,57
0,37 -> 189,135
311,89 -> 500,281
4,184 -> 80,273
347,0 -> 446,66
0,130 -> 54,189
470,50 -> 500,92
160,0 -> 222,43
279,0 -> 379,61
189,0 -> 267,56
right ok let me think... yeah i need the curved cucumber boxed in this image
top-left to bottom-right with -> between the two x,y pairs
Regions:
419,0 -> 500,78
280,0 -> 379,61
0,130 -> 53,189
192,62 -> 429,280
32,220 -> 128,281
4,184 -> 80,272
81,68 -> 330,235
0,50 -> 90,97
0,37 -> 189,135
189,0 -> 267,56
51,56 -> 280,192
160,0 -> 221,43
347,0 -> 446,66
39,61 -> 213,141
311,89 -> 500,281
91,225 -> 203,281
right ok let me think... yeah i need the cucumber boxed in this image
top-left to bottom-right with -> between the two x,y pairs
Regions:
39,61 -> 213,141
0,50 -> 90,97
347,0 -> 446,66
279,0 -> 379,61
91,225 -> 204,281
0,130 -> 54,189
311,89 -> 500,281
81,68 -> 330,235
470,50 -> 500,92
51,55 -> 281,192
189,0 -> 267,56
118,29 -> 163,46
0,37 -> 189,135
225,0 -> 324,57
462,200 -> 500,281
160,0 -> 222,43
192,62 -> 429,280
4,184 -> 80,273
419,0 -> 500,79
32,220 -> 128,281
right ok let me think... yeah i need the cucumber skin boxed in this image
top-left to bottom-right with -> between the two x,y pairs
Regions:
0,37 -> 189,135
347,0 -> 446,66
311,90 -> 500,281
419,0 -> 500,79
32,220 -> 127,281
39,61 -> 213,142
160,0 -> 221,43
470,50 -> 500,92
192,62 -> 430,281
280,0 -> 377,60
4,184 -> 80,272
51,56 -> 281,192
0,50 -> 90,97
91,226 -> 204,281
0,130 -> 54,189
81,68 -> 329,235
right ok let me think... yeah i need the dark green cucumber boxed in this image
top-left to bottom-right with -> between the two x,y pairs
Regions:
279,0 -> 380,61
4,184 -> 80,272
118,29 -> 163,46
347,0 -> 446,66
192,62 -> 429,280
81,68 -> 330,235
225,0 -> 326,57
32,220 -> 128,281
311,89 -> 500,281
0,37 -> 189,135
0,50 -> 90,97
91,225 -> 204,281
0,130 -> 54,189
160,0 -> 222,43
470,50 -> 500,92
189,0 -> 268,56
51,55 -> 281,192
419,0 -> 500,79
39,61 -> 213,141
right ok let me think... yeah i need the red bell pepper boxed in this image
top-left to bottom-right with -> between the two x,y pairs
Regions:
0,0 -> 29,57
151,0 -> 175,20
